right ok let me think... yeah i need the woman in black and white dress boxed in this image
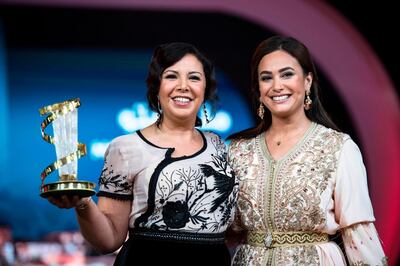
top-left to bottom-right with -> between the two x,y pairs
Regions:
48,42 -> 238,266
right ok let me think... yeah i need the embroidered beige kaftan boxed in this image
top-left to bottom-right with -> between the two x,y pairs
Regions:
228,123 -> 386,266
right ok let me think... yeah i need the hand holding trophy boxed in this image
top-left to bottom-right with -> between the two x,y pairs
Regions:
39,98 -> 95,198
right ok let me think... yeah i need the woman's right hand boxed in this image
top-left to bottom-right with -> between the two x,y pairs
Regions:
47,195 -> 90,210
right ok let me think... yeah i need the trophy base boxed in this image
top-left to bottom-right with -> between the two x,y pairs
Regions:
40,181 -> 96,198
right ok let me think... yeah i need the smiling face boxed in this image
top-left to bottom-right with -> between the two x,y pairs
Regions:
158,53 -> 206,124
258,50 -> 312,119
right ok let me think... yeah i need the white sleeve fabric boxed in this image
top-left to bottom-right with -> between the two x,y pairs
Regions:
227,140 -> 245,233
97,136 -> 137,200
334,138 -> 386,264
334,138 -> 375,227
342,222 -> 387,265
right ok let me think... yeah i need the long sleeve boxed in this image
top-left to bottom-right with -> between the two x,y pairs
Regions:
227,140 -> 244,233
334,139 -> 387,265
334,139 -> 374,226
342,222 -> 387,265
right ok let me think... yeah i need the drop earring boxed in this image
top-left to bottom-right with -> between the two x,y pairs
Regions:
155,96 -> 162,125
203,103 -> 210,124
258,102 -> 264,120
304,90 -> 312,110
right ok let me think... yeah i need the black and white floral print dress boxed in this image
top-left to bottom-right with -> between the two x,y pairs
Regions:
98,130 -> 238,243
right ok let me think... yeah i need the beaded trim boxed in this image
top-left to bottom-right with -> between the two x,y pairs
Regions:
130,228 -> 225,245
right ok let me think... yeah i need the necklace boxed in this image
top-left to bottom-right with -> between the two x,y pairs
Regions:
268,123 -> 312,147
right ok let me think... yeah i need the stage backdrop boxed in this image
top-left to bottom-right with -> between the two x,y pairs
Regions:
0,0 -> 399,264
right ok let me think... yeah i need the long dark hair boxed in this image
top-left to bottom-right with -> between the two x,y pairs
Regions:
146,42 -> 217,127
229,35 -> 339,140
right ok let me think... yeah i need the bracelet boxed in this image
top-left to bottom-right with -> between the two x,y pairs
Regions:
75,197 -> 92,211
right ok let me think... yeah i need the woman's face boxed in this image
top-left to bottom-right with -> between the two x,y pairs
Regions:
258,50 -> 312,119
158,53 -> 206,124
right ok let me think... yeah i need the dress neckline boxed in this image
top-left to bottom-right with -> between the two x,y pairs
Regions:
259,122 -> 317,163
136,129 -> 208,159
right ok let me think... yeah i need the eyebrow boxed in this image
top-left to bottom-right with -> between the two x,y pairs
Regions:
259,67 -> 294,75
163,70 -> 203,76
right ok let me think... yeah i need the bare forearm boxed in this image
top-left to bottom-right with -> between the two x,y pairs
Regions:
75,198 -> 129,254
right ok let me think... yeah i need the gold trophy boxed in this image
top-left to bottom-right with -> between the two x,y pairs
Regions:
39,98 -> 96,198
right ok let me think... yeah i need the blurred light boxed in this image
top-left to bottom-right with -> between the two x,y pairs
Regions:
89,140 -> 110,160
202,110 -> 232,132
117,102 -> 158,133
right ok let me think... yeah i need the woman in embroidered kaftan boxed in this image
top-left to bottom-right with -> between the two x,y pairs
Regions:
227,36 -> 386,265
47,42 -> 238,266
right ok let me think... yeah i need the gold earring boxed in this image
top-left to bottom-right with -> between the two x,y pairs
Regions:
258,102 -> 264,119
304,90 -> 312,110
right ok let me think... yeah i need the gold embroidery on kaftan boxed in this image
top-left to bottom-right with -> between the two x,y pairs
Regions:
276,245 -> 320,265
271,128 -> 344,232
230,124 -> 348,266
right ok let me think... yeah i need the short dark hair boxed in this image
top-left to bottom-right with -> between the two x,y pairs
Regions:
146,42 -> 217,127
